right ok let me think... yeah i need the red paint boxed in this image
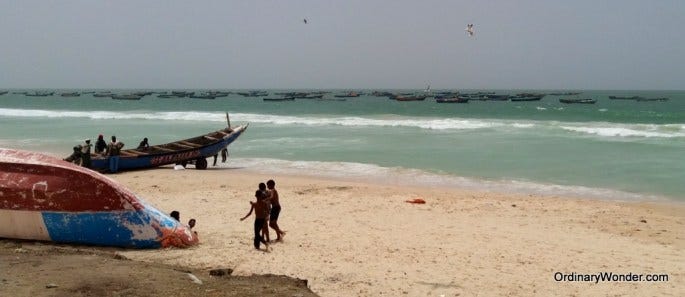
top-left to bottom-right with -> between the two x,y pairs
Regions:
0,149 -> 142,212
150,150 -> 201,166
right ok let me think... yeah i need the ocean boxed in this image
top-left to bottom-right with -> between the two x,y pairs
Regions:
1,90 -> 683,201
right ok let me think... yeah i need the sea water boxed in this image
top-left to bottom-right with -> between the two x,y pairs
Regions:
0,90 -> 683,201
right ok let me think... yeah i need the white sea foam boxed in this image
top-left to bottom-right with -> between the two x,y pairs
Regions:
512,123 -> 535,128
560,124 -> 685,138
0,108 -> 527,131
225,158 -> 668,201
1,108 -> 683,138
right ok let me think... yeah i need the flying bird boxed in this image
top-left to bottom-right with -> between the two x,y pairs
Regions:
303,18 -> 308,24
465,24 -> 474,37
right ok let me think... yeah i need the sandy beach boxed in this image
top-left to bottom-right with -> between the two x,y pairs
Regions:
102,166 -> 684,296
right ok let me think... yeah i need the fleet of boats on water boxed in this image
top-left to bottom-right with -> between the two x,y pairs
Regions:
0,89 -> 672,104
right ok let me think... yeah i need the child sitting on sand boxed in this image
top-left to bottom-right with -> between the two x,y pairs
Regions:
240,190 -> 270,251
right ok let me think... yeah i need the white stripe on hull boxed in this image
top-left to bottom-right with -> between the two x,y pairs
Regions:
0,209 -> 50,241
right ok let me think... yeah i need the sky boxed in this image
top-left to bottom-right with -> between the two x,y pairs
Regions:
1,0 -> 684,90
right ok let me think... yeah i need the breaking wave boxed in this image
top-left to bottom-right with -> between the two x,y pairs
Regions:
1,108 -> 683,138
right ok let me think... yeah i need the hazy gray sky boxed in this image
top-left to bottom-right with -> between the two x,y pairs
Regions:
1,0 -> 683,89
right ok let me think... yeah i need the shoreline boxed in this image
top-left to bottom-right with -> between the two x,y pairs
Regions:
226,160 -> 683,203
24,148 -> 685,203
107,166 -> 684,296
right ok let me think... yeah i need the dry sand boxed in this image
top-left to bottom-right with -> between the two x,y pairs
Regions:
0,241 -> 317,297
109,166 -> 684,297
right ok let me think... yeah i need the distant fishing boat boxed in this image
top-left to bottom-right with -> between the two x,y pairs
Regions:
559,98 -> 597,104
334,92 -> 360,98
303,94 -> 324,99
636,97 -> 669,102
0,148 -> 199,248
459,92 -> 494,100
394,95 -> 427,101
237,91 -> 269,97
189,93 -> 216,99
510,94 -> 544,101
608,95 -> 642,100
60,92 -> 81,97
25,92 -> 53,97
435,97 -> 468,103
111,94 -> 143,100
263,97 -> 295,101
484,94 -> 510,101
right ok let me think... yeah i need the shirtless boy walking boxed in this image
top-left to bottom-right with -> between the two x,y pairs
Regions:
240,190 -> 270,251
267,179 -> 286,241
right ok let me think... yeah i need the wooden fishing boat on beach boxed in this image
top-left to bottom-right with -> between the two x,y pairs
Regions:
0,148 -> 198,248
90,121 -> 248,173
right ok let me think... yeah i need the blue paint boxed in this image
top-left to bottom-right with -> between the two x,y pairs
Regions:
42,210 -> 163,248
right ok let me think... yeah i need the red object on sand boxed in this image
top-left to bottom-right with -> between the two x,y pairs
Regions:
405,198 -> 426,204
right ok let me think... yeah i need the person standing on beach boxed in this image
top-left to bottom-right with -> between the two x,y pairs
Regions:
258,182 -> 271,242
80,139 -> 92,169
106,136 -> 124,173
267,179 -> 286,241
240,190 -> 270,251
221,147 -> 228,162
94,134 -> 107,155
213,147 -> 229,166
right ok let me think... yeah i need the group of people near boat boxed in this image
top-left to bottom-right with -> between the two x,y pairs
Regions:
64,134 -> 150,171
240,179 -> 286,251
63,135 -> 122,168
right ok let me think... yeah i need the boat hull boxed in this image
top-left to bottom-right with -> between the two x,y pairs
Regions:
0,149 -> 198,248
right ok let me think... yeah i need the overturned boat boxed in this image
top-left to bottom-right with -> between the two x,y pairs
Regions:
0,148 -> 198,248
90,123 -> 248,173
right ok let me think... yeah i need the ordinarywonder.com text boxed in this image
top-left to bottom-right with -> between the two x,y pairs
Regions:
554,272 -> 668,283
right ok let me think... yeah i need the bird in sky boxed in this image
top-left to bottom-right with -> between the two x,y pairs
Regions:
303,18 -> 308,24
465,24 -> 474,37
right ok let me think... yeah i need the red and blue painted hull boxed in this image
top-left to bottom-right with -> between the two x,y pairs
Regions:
0,149 -> 198,248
